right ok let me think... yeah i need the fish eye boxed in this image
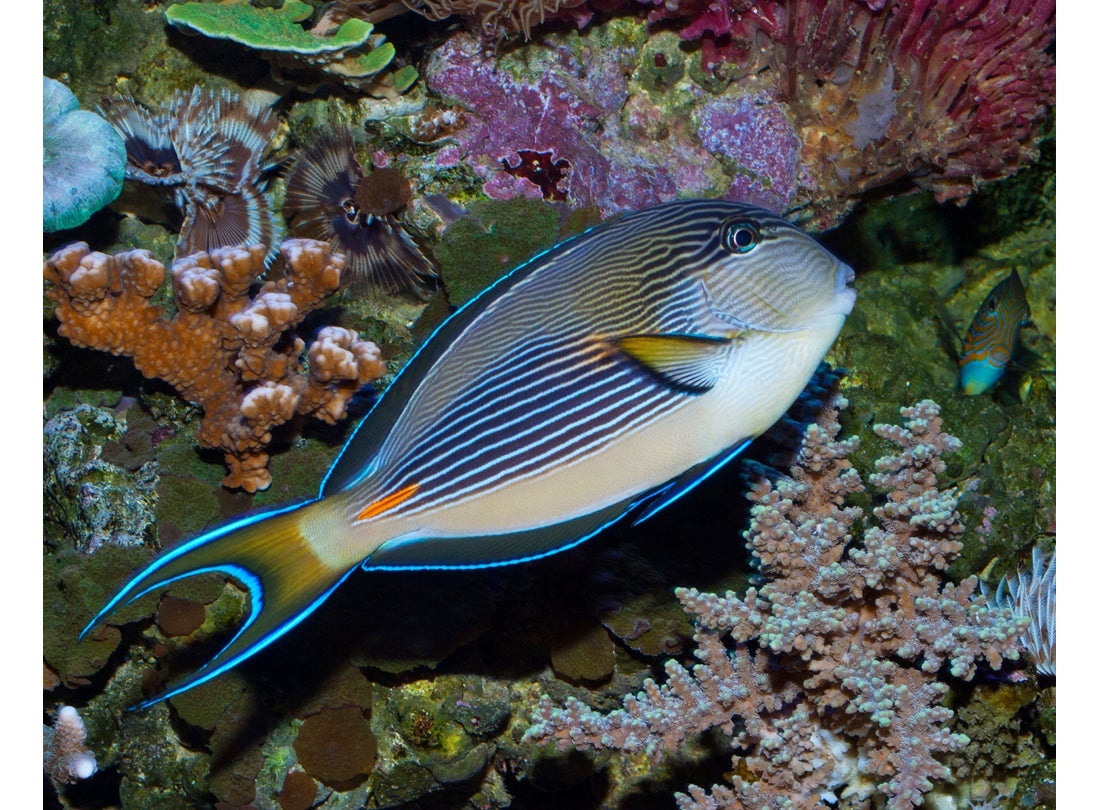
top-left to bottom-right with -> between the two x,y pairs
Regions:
722,220 -> 760,254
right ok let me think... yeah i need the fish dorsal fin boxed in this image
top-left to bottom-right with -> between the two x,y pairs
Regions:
612,333 -> 736,394
632,438 -> 752,525
320,239 -> 573,496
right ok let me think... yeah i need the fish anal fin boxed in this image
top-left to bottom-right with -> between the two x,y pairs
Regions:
632,438 -> 752,525
612,333 -> 735,393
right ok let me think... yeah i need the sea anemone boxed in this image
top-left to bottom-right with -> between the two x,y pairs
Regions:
100,86 -> 281,258
283,128 -> 436,294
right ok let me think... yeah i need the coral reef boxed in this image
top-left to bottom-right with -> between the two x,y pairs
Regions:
43,76 -> 125,232
44,705 -> 97,784
165,0 -> 414,95
424,0 -> 1054,226
44,239 -> 386,492
100,86 -> 281,259
658,0 -> 1056,212
527,397 -> 1029,808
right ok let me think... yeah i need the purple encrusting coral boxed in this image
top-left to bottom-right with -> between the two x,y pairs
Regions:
425,32 -> 801,216
697,93 -> 802,212
528,397 -> 1029,809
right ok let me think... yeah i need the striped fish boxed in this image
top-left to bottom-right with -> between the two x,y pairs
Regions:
80,199 -> 856,707
959,269 -> 1030,395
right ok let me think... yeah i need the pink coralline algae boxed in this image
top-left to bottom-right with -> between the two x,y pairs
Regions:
425,0 -> 1053,227
424,31 -> 801,216
650,0 -> 1056,212
527,397 -> 1029,809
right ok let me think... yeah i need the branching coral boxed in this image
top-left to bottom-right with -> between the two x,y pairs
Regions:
43,705 -> 97,784
44,239 -> 386,493
527,397 -> 1028,808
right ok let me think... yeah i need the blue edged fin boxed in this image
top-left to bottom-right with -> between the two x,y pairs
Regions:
632,438 -> 752,525
612,333 -> 735,393
78,499 -> 355,709
365,498 -> 640,571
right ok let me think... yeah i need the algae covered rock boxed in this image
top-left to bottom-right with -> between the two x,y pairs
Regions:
43,77 -> 125,232
43,404 -> 158,553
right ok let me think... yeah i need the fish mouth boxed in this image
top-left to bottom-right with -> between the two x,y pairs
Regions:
834,262 -> 857,315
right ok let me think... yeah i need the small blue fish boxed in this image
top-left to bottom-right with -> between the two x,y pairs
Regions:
80,199 -> 856,707
959,269 -> 1030,395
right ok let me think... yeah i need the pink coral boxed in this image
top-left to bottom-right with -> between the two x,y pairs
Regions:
528,396 -> 1028,808
43,706 -> 97,784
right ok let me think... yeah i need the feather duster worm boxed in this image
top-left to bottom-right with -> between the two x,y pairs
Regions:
100,87 -> 281,258
283,128 -> 436,295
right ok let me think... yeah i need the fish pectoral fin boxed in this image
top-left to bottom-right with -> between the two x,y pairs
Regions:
612,332 -> 736,393
79,499 -> 358,709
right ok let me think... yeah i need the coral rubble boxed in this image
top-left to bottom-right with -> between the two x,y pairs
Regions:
527,397 -> 1029,808
43,405 -> 158,553
44,239 -> 386,492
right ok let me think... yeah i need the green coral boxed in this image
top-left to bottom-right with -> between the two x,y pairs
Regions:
435,198 -> 562,308
166,1 -> 372,56
165,0 -> 412,92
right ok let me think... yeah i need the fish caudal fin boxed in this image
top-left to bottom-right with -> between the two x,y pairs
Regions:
79,499 -> 357,708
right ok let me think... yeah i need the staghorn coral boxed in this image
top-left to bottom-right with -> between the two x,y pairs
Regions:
101,86 -> 281,259
44,705 -> 97,784
527,397 -> 1028,809
44,238 -> 386,493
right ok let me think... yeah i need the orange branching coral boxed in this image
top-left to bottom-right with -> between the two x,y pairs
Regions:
44,239 -> 386,493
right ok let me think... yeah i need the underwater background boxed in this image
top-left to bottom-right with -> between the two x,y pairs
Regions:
42,1 -> 1055,809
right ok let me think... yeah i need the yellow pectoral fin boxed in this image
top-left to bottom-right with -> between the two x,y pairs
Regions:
613,333 -> 736,393
356,483 -> 420,522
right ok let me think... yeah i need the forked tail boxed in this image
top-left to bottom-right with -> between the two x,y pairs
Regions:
79,499 -> 357,708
